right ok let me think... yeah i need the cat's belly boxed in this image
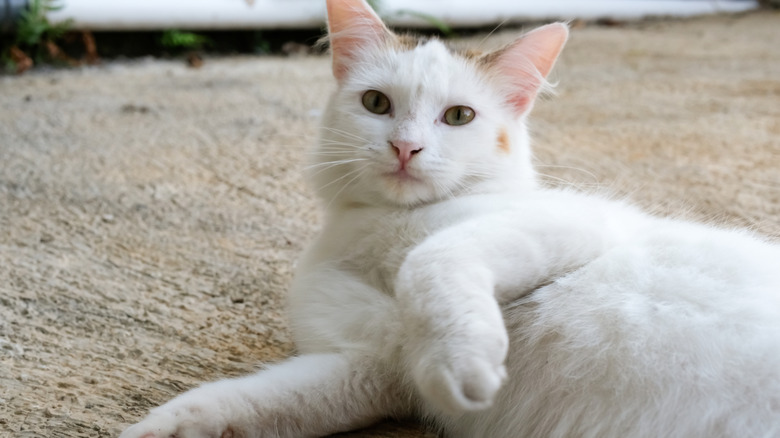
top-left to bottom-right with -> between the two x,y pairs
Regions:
445,224 -> 780,438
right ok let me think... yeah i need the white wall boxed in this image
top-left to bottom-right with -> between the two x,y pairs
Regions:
48,0 -> 759,31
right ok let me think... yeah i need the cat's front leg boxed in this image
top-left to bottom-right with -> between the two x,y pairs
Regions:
396,208 -> 623,414
120,353 -> 404,438
396,246 -> 509,414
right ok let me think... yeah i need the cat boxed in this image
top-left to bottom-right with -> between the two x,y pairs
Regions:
119,0 -> 780,437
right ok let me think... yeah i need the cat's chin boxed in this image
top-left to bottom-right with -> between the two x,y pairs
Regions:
378,171 -> 438,206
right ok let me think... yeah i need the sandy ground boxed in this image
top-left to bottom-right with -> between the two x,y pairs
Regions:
1,10 -> 779,438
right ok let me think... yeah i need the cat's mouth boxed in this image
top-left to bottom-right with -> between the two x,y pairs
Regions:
384,168 -> 423,183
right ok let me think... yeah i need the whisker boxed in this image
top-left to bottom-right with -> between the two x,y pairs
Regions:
536,172 -> 603,190
476,19 -> 509,51
326,166 -> 371,210
434,180 -> 455,200
317,164 -> 371,192
305,158 -> 368,170
320,127 -> 371,144
535,163 -> 599,182
306,151 -> 360,157
306,160 -> 369,179
311,144 -> 362,151
318,140 -> 362,147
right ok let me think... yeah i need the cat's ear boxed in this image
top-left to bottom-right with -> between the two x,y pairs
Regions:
486,23 -> 569,115
326,0 -> 390,82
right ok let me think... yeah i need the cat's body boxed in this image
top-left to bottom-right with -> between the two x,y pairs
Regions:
289,190 -> 780,438
291,191 -> 628,359
120,1 -> 780,437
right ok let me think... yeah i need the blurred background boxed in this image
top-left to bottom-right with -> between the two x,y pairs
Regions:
0,0 -> 768,73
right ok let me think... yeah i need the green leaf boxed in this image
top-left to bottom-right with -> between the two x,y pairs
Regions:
160,30 -> 211,50
9,0 -> 72,66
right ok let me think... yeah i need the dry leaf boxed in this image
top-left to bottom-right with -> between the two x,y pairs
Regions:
187,52 -> 204,68
45,39 -> 78,65
82,30 -> 100,65
9,46 -> 33,74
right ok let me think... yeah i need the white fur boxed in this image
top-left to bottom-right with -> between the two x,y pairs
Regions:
120,13 -> 780,438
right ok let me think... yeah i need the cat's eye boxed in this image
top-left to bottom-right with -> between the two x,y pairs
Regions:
443,106 -> 476,126
362,90 -> 392,115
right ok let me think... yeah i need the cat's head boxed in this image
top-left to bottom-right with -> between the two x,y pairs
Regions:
311,0 -> 568,208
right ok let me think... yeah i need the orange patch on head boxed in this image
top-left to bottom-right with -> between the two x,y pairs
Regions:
393,33 -> 426,50
497,128 -> 510,153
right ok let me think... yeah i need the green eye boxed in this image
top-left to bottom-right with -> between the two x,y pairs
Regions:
362,90 -> 392,115
443,106 -> 475,126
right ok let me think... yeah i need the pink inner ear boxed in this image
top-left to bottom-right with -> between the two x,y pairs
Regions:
492,23 -> 569,114
327,0 -> 388,82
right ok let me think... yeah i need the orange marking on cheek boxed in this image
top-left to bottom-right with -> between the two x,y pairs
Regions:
497,128 -> 511,153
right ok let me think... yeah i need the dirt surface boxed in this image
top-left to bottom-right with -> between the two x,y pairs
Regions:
1,10 -> 779,438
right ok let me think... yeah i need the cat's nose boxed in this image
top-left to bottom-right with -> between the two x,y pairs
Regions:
390,141 -> 423,168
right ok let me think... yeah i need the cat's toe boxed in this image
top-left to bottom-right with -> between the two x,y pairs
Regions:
414,355 -> 507,414
118,416 -> 175,438
460,361 -> 507,405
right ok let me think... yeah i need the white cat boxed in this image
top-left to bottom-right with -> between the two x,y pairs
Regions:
120,0 -> 780,437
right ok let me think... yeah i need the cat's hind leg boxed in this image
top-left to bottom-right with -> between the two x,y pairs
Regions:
119,352 -> 407,438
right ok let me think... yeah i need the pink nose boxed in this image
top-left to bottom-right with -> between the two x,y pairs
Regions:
390,141 -> 423,169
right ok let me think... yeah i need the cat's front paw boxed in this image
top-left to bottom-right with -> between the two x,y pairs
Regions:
407,325 -> 509,414
119,401 -> 234,438
413,351 -> 507,413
